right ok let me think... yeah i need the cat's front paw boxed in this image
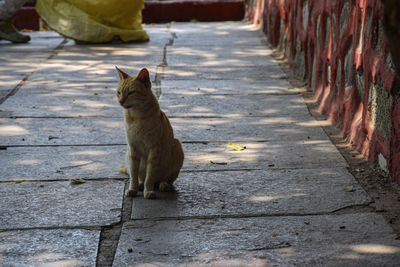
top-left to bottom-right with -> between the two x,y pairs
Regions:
144,190 -> 156,199
126,189 -> 138,197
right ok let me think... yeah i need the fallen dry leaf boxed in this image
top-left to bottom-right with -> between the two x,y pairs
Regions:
69,177 -> 86,184
210,160 -> 228,165
119,165 -> 128,174
227,142 -> 246,151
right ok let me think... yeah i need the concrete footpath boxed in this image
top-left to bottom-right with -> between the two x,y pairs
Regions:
1,22 -> 400,266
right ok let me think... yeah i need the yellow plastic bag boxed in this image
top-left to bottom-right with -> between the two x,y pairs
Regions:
36,0 -> 149,43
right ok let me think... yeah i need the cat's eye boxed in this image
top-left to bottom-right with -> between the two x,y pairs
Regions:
117,91 -> 121,95
128,91 -> 135,95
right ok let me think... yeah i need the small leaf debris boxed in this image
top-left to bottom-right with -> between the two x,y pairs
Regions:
119,165 -> 128,174
69,177 -> 86,184
210,160 -> 228,165
48,135 -> 59,140
344,187 -> 355,192
227,142 -> 246,151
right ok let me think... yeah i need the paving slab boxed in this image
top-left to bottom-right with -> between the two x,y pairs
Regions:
140,23 -> 176,46
0,52 -> 50,66
0,140 -> 347,181
170,22 -> 266,47
114,213 -> 400,266
0,78 -> 299,117
159,93 -> 310,117
28,59 -> 159,83
0,145 -> 125,181
0,26 -> 168,98
0,53 -> 49,101
2,79 -> 298,117
0,80 -> 120,118
0,33 -> 70,103
161,79 -> 298,95
163,66 -> 285,81
0,117 -> 125,146
46,44 -> 164,66
167,46 -> 275,67
182,141 -> 348,170
0,31 -> 66,52
131,168 -> 368,219
0,116 -> 332,145
1,84 -> 308,118
177,116 -> 331,143
0,28 -> 169,106
0,180 -> 124,229
0,228 -> 99,267
26,36 -> 169,82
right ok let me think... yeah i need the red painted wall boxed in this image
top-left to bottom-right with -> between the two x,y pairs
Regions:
246,0 -> 400,183
143,0 -> 244,23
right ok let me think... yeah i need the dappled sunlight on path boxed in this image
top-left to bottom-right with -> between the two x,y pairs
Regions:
0,22 -> 399,266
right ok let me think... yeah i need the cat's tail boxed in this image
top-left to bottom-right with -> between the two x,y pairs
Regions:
175,138 -> 184,167
172,138 -> 184,179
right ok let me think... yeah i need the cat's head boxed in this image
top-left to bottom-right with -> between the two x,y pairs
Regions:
115,67 -> 153,111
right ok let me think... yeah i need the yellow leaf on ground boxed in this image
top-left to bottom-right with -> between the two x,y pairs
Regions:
69,177 -> 86,184
227,142 -> 246,151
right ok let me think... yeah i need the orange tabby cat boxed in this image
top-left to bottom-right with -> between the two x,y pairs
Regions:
116,67 -> 184,199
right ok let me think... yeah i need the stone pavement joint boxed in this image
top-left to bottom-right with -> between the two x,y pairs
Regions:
0,37 -> 69,105
98,26 -> 176,267
1,22 -> 400,266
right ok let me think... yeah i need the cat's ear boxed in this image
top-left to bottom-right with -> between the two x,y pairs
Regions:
136,68 -> 151,88
115,66 -> 129,80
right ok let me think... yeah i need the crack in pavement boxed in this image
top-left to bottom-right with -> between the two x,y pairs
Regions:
154,28 -> 176,99
0,38 -> 69,105
96,182 -> 133,267
95,25 -> 177,267
124,204 -> 375,223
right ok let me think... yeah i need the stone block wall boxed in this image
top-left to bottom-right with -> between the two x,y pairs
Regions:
246,0 -> 400,183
